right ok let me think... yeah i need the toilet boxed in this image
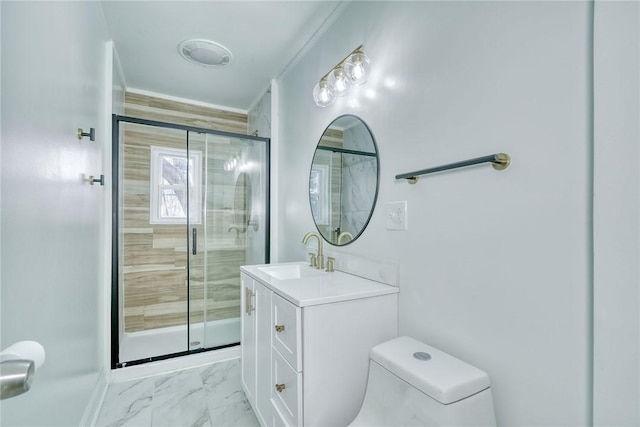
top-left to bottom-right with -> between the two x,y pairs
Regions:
349,336 -> 496,426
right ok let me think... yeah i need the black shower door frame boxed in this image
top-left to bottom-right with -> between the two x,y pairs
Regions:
111,114 -> 270,369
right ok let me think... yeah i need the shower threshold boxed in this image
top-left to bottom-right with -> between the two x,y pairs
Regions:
119,317 -> 240,364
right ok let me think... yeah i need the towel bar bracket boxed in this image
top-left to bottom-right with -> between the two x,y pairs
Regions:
491,153 -> 511,171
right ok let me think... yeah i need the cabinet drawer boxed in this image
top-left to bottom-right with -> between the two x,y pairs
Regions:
272,348 -> 302,427
272,294 -> 301,370
272,400 -> 291,427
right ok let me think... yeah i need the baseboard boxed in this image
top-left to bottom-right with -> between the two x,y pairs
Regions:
79,368 -> 108,427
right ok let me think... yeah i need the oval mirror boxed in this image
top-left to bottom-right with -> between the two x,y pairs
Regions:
233,172 -> 251,229
308,115 -> 379,246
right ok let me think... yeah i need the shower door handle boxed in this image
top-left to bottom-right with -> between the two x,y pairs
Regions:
192,228 -> 197,255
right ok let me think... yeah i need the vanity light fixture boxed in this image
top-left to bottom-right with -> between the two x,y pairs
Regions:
224,152 -> 246,172
327,66 -> 351,97
343,50 -> 371,85
313,45 -> 371,107
313,80 -> 335,108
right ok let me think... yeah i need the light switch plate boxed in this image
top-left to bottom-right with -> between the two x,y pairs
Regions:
386,201 -> 408,230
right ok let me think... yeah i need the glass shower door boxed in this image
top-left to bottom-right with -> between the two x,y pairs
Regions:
187,131 -> 268,351
118,121 -> 191,364
114,115 -> 269,366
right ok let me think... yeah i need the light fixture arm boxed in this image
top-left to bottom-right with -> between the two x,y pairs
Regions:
319,44 -> 364,81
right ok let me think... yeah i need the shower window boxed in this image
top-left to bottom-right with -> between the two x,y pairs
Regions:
150,146 -> 202,224
310,163 -> 329,225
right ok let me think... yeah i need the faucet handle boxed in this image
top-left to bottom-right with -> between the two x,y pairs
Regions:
326,257 -> 335,272
308,253 -> 317,268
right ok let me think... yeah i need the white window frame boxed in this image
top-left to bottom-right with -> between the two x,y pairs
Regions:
150,146 -> 202,225
309,164 -> 329,226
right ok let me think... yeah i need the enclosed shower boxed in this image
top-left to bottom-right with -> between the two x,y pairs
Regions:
112,115 -> 269,367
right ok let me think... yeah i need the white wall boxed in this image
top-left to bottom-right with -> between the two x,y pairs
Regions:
0,2 -> 110,425
593,1 -> 640,425
276,2 -> 593,425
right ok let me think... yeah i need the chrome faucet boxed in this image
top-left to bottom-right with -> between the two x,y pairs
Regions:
302,231 -> 324,269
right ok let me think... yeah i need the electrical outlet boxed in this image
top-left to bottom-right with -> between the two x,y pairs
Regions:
386,201 -> 407,230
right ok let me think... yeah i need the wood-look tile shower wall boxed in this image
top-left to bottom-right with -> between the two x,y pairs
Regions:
122,92 -> 248,333
316,129 -> 343,241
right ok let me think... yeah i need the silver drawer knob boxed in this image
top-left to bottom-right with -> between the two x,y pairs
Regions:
274,325 -> 285,333
275,383 -> 286,393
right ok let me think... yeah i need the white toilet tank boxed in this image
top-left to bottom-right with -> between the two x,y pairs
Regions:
349,336 -> 496,427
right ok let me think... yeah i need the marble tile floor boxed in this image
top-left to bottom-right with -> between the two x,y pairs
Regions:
96,358 -> 259,427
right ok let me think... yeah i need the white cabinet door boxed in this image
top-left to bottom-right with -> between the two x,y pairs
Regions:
255,281 -> 273,425
240,273 -> 256,405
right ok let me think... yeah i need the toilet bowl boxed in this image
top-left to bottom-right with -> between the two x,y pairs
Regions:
349,336 -> 496,426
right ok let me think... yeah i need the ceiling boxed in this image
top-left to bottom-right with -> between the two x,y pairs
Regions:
101,1 -> 341,111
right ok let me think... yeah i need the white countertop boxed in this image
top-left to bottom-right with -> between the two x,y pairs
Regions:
241,262 -> 399,307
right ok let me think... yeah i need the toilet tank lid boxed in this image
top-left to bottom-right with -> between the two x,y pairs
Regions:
370,336 -> 491,405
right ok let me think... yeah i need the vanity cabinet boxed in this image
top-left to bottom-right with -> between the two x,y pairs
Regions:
240,264 -> 398,427
241,273 -> 256,403
241,273 -> 273,427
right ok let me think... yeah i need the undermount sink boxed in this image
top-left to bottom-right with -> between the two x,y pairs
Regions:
257,263 -> 323,280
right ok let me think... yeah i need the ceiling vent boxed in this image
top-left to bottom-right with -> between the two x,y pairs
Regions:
178,39 -> 232,67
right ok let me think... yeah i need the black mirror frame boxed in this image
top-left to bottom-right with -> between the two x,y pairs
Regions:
308,114 -> 380,246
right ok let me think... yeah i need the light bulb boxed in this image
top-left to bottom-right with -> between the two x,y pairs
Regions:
344,52 -> 371,85
327,67 -> 351,97
313,80 -> 336,107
